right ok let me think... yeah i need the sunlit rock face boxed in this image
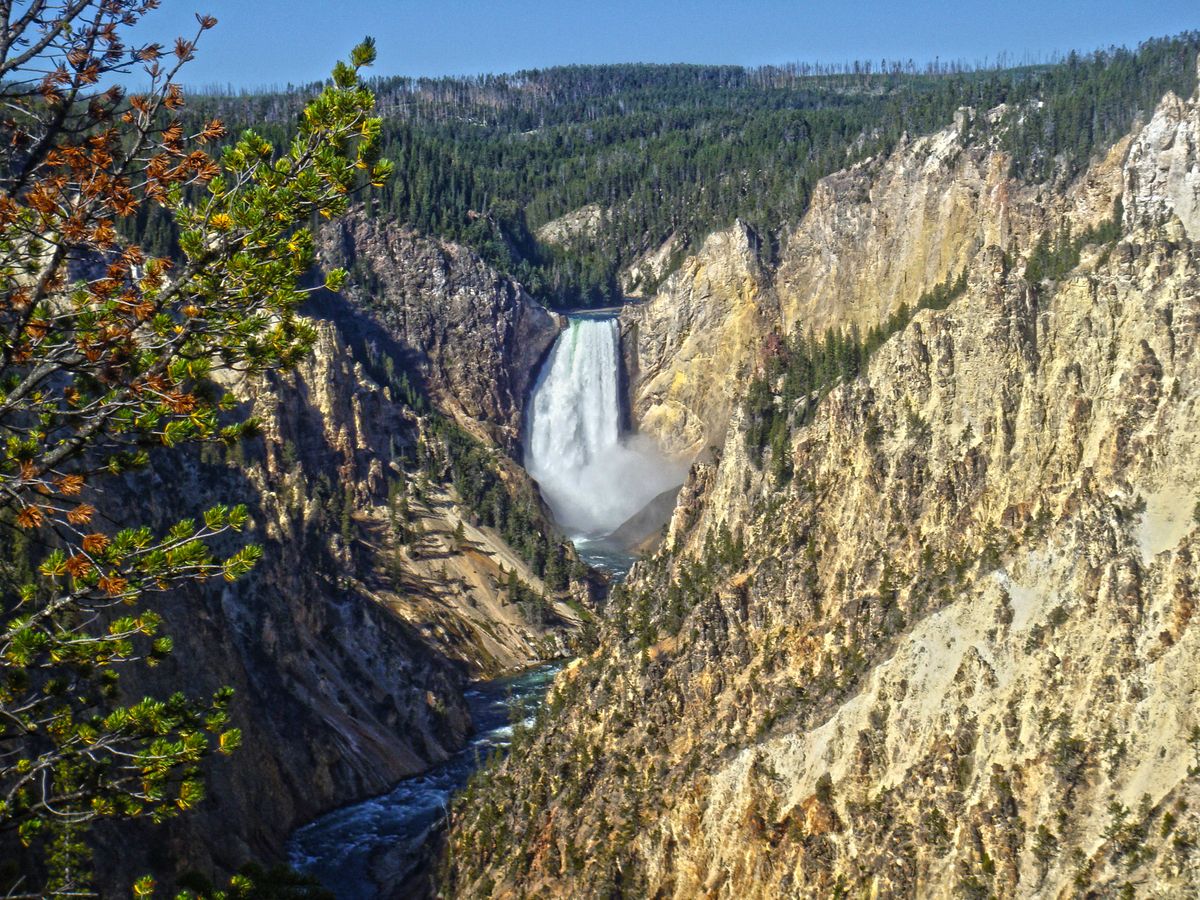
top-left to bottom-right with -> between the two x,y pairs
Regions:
1123,55 -> 1200,240
446,60 -> 1200,900
620,220 -> 774,460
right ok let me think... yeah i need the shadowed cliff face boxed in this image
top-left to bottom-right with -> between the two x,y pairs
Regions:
446,63 -> 1200,899
316,212 -> 561,453
76,223 -> 582,891
90,321 -> 466,886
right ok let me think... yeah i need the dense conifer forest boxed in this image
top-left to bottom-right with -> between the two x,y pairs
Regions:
137,34 -> 1200,307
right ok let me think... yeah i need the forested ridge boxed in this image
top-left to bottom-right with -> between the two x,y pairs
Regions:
141,33 -> 1200,308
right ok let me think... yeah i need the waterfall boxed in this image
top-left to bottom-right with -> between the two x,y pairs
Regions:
525,317 -> 683,539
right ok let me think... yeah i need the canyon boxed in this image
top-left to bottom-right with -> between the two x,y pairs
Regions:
10,8 -> 1200,899
47,40 -> 1200,900
443,55 -> 1200,899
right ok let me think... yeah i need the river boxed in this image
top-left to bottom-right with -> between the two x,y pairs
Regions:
287,663 -> 562,898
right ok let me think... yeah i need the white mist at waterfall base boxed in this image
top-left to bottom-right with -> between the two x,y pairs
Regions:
525,317 -> 685,540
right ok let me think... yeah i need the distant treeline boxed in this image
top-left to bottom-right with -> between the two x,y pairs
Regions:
145,34 -> 1199,308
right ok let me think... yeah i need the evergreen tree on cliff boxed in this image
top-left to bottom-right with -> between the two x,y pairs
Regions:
0,3 -> 391,895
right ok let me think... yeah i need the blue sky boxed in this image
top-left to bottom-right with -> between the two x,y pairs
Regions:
135,1 -> 1199,89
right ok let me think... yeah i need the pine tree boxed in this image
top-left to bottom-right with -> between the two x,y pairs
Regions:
0,6 -> 390,894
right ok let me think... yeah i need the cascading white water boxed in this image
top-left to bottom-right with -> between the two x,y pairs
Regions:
525,317 -> 684,539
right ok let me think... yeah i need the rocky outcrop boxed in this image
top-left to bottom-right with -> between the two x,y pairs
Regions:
776,113 -> 1013,335
446,64 -> 1200,900
619,222 -> 774,458
248,318 -> 583,676
317,212 -> 560,451
536,203 -> 606,246
621,232 -> 684,298
1124,54 -> 1200,240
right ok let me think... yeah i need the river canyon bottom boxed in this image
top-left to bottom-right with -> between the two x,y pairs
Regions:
287,663 -> 562,898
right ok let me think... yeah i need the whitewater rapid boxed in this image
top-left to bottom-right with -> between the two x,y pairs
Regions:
525,317 -> 684,538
